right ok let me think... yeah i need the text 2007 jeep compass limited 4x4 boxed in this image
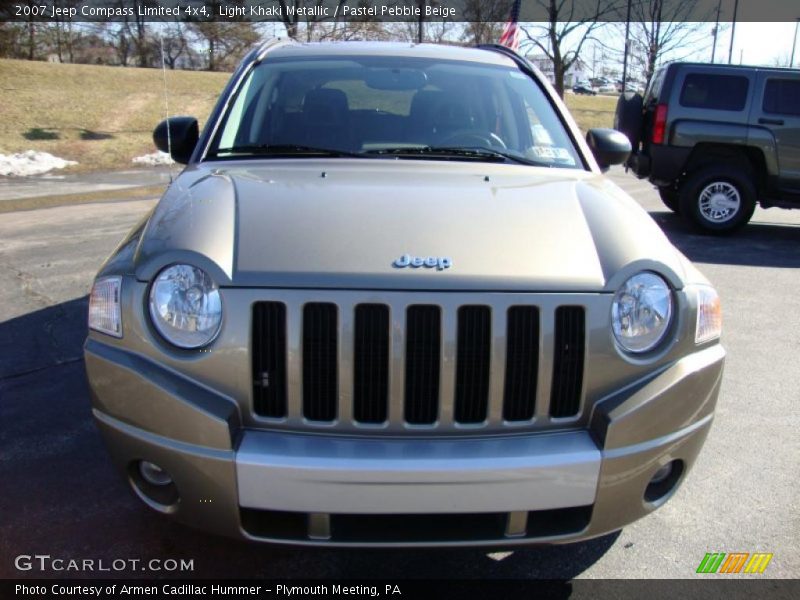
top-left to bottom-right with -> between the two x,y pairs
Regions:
618,61 -> 800,233
85,42 -> 724,546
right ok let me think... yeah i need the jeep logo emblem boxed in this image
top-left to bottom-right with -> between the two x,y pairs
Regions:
393,254 -> 452,271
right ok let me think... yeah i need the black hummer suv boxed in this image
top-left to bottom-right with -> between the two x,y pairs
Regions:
615,62 -> 800,233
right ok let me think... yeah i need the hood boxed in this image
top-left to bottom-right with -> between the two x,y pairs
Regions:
135,160 -> 686,292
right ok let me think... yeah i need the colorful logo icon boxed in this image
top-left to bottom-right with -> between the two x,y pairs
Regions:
696,552 -> 773,574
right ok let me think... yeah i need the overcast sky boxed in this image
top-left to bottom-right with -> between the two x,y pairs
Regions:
724,22 -> 799,65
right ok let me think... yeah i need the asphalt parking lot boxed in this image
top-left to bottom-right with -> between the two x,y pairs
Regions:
0,168 -> 798,580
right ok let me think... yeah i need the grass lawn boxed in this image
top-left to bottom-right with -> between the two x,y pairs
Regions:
0,59 -> 616,173
564,92 -> 618,132
0,59 -> 229,172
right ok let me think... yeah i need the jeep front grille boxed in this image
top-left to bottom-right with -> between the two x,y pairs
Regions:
454,305 -> 492,424
302,303 -> 338,422
251,300 -> 586,432
252,301 -> 287,418
550,306 -> 586,418
503,306 -> 540,422
404,305 -> 442,425
353,303 -> 390,424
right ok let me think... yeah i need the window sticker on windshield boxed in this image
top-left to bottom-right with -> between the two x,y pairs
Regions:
531,146 -> 575,165
531,124 -> 554,145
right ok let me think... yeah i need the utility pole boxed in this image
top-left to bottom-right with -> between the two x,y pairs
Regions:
416,0 -> 425,43
791,19 -> 799,67
728,0 -> 739,65
711,0 -> 721,63
621,0 -> 632,92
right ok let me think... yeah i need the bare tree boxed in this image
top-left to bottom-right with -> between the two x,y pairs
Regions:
422,19 -> 455,44
270,0 -> 340,40
770,52 -> 794,68
521,0 -> 621,98
0,23 -> 27,58
461,0 -> 513,46
105,0 -> 155,67
626,0 -> 713,89
189,22 -> 260,71
186,0 -> 260,71
130,2 -> 150,67
159,22 -> 189,69
49,1 -> 81,62
106,23 -> 134,66
21,0 -> 50,60
316,20 -> 394,42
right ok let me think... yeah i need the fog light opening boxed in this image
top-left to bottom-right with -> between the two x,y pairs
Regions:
129,461 -> 180,513
650,463 -> 673,485
139,461 -> 173,486
644,460 -> 684,504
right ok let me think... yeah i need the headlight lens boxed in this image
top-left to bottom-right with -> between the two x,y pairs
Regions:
695,285 -> 722,344
149,264 -> 222,348
88,276 -> 122,337
612,272 -> 673,353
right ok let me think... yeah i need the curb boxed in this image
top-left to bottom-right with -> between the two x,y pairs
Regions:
0,185 -> 165,213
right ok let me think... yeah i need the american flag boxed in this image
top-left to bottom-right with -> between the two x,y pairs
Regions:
498,0 -> 523,51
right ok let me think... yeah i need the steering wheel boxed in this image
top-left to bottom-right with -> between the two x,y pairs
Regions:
437,130 -> 507,150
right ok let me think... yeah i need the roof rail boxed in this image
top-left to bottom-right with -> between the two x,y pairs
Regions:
256,37 -> 296,62
476,43 -> 537,78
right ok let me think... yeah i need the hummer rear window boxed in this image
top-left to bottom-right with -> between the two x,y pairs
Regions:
679,74 -> 749,112
644,68 -> 666,105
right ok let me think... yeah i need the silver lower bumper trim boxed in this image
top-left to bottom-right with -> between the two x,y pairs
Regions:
236,430 -> 600,514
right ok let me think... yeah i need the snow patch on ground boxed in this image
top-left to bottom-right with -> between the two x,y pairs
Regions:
0,151 -> 77,177
132,151 -> 174,166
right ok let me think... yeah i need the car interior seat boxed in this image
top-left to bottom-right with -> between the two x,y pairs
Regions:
301,88 -> 353,151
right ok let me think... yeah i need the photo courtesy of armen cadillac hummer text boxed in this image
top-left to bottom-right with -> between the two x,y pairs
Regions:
85,41 -> 725,546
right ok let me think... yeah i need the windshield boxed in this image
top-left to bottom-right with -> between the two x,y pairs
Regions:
208,55 -> 582,168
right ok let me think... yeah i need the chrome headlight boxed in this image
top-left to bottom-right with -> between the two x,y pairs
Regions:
148,264 -> 222,349
612,272 -> 673,353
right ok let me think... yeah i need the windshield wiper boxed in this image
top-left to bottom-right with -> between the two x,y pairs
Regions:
210,144 -> 364,158
364,146 -> 548,166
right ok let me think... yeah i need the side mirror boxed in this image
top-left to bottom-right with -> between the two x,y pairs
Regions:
586,128 -> 631,171
153,116 -> 199,164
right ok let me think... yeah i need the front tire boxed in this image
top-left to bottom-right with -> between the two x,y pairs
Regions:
679,166 -> 756,233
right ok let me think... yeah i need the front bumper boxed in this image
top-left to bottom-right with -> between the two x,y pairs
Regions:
87,340 -> 724,546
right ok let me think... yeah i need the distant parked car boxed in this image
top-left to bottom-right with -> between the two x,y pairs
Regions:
597,83 -> 617,94
572,83 -> 596,95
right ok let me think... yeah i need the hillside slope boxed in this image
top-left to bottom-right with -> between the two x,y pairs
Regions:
0,59 -> 229,172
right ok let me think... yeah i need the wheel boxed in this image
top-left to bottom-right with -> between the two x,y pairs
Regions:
658,187 -> 680,213
614,92 -> 644,150
678,166 -> 756,234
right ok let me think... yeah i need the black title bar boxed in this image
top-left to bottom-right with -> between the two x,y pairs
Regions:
1,0 -> 798,23
4,579 -> 800,600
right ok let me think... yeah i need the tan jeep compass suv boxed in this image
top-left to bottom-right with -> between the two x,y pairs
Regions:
85,41 -> 725,546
